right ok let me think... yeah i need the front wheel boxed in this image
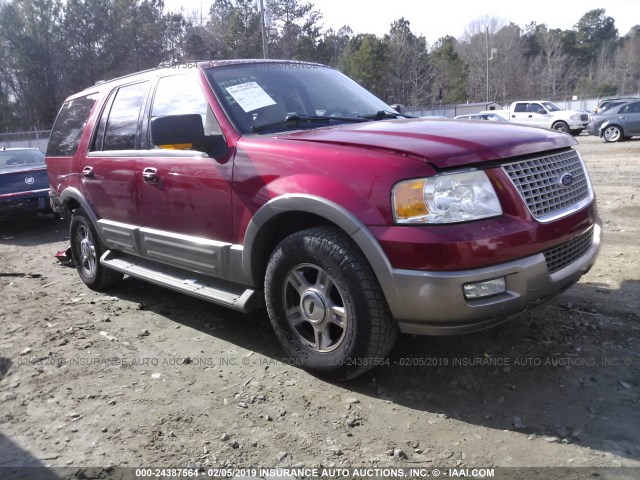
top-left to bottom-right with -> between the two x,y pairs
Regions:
552,121 -> 570,133
603,125 -> 622,143
70,208 -> 123,290
264,227 -> 398,381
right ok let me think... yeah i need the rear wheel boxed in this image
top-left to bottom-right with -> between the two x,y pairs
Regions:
603,125 -> 622,143
264,227 -> 398,381
70,208 -> 123,290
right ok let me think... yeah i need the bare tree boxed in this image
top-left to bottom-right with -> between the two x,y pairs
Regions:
384,18 -> 431,105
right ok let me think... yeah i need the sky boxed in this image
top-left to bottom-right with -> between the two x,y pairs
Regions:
166,0 -> 640,45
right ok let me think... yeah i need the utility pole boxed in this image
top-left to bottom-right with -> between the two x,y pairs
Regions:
485,25 -> 489,103
260,0 -> 269,59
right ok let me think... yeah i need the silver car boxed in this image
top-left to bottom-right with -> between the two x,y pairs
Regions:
587,100 -> 640,142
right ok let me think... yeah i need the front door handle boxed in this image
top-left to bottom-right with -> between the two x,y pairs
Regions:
82,166 -> 94,178
142,167 -> 159,184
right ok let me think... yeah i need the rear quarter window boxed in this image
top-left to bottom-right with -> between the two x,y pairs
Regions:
47,93 -> 99,157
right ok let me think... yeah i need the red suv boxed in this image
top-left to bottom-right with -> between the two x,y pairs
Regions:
46,60 -> 601,379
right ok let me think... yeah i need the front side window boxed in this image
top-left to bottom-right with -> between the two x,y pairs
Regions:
621,102 -> 640,114
101,82 -> 148,151
47,94 -> 99,156
150,75 -> 222,147
527,103 -> 544,113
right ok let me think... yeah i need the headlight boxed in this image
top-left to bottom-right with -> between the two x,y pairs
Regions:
392,170 -> 502,224
570,114 -> 581,121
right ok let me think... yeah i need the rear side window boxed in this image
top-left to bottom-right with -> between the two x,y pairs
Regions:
513,103 -> 527,113
0,150 -> 45,169
47,94 -> 98,156
100,82 -> 148,151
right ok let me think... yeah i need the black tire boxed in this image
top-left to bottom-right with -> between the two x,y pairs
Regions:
70,208 -> 123,290
264,226 -> 398,381
552,121 -> 570,133
603,125 -> 622,143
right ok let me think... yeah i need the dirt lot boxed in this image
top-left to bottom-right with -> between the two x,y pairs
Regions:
1,135 -> 639,478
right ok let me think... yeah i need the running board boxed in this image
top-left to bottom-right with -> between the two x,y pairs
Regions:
100,251 -> 263,312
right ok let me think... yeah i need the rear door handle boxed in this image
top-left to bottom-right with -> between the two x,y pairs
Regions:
142,167 -> 159,184
82,166 -> 94,178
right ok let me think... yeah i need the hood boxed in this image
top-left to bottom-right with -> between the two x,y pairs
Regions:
550,109 -> 584,117
278,118 -> 576,169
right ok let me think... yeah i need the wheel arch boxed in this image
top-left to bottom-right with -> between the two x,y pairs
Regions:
58,188 -> 108,245
242,194 -> 398,307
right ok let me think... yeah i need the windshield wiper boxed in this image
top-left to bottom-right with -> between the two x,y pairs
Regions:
358,110 -> 414,120
251,113 -> 367,133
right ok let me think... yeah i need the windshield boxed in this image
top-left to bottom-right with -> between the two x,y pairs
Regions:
542,102 -> 563,112
601,101 -> 626,113
0,149 -> 45,169
205,62 -> 395,134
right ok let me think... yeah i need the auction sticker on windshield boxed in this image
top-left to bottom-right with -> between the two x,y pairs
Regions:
225,82 -> 276,112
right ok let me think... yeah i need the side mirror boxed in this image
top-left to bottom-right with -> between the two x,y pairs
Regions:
537,109 -> 547,114
390,104 -> 405,115
150,114 -> 228,159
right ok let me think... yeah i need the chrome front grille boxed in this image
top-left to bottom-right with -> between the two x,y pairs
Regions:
544,228 -> 593,274
502,150 -> 592,221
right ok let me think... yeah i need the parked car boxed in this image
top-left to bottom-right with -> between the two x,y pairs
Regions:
0,147 -> 52,218
594,96 -> 639,114
46,60 -> 601,380
497,101 -> 589,135
454,113 -> 507,121
587,99 -> 640,142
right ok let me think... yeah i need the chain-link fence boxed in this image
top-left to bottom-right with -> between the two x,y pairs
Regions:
0,130 -> 51,152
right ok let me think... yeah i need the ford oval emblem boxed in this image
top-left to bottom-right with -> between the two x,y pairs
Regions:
558,173 -> 574,188
24,176 -> 35,185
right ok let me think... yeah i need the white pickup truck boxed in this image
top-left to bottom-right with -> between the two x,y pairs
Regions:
487,101 -> 590,135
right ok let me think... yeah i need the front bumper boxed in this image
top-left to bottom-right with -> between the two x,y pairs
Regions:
388,222 -> 601,335
586,122 -> 600,136
566,118 -> 587,130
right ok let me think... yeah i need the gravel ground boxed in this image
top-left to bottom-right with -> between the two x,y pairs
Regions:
0,135 -> 638,479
